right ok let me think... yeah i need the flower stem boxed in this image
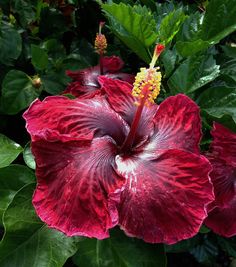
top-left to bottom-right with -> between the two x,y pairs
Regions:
99,52 -> 104,75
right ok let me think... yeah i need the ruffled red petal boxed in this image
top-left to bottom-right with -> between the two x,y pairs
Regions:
23,96 -> 128,144
64,56 -> 134,97
205,198 -> 236,237
204,123 -> 236,236
150,94 -> 202,154
32,137 -> 125,238
99,76 -> 157,145
115,149 -> 213,244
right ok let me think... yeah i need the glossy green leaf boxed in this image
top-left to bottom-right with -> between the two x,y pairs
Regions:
168,52 -> 220,94
176,39 -> 210,58
102,3 -> 157,62
0,70 -> 41,115
0,134 -> 23,168
200,0 -> 236,44
0,164 -> 34,222
176,1 -> 236,56
0,184 -> 81,267
161,48 -> 177,78
73,228 -> 166,267
23,143 -> 36,170
0,22 -> 22,65
198,86 -> 236,124
31,44 -> 48,70
159,8 -> 186,45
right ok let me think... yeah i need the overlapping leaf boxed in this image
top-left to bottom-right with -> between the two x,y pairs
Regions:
73,228 -> 166,267
101,3 -> 157,62
0,184 -> 81,267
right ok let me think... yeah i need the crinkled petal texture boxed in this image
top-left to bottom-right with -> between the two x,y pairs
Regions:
23,96 -> 129,238
115,149 -> 214,244
24,96 -> 128,145
64,56 -> 134,97
148,94 -> 202,154
205,123 -> 236,237
32,137 -> 124,238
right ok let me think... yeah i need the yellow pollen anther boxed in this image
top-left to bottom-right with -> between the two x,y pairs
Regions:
132,67 -> 162,105
94,22 -> 107,54
94,34 -> 107,54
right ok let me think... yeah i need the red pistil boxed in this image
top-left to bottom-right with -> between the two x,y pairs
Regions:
120,85 -> 149,152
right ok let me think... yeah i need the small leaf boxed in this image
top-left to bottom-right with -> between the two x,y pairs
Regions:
0,184 -> 81,267
73,228 -> 167,267
168,52 -> 220,94
198,86 -> 236,124
0,21 -> 22,65
0,134 -> 23,168
23,143 -> 36,170
159,8 -> 186,45
31,44 -> 48,70
102,2 -> 157,62
0,70 -> 41,115
0,164 -> 35,223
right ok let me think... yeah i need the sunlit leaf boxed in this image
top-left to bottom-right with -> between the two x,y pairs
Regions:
0,135 -> 23,168
168,52 -> 220,94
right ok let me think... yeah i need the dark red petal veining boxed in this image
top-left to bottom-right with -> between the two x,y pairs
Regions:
32,137 -> 125,238
23,96 -> 128,145
150,94 -> 202,154
115,149 -> 214,244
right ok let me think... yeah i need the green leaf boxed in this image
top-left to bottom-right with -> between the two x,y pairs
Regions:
198,86 -> 236,124
0,183 -> 81,267
190,239 -> 218,265
23,142 -> 36,170
176,39 -> 210,58
0,70 -> 41,115
0,164 -> 34,222
217,236 -> 236,258
0,21 -> 22,65
161,48 -> 177,78
0,134 -> 23,168
165,235 -> 200,253
73,228 -> 166,267
168,52 -> 220,94
31,44 -> 48,70
11,0 -> 36,27
102,3 -> 157,62
200,0 -> 236,44
159,8 -> 186,45
176,1 -> 236,56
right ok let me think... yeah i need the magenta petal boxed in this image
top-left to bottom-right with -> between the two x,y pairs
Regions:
205,197 -> 236,237
115,149 -> 214,244
150,94 -> 202,154
23,96 -> 128,144
32,137 -> 125,238
99,76 -> 157,143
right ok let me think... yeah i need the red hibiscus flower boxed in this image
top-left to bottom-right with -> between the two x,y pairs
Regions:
23,46 -> 214,244
64,56 -> 135,98
205,123 -> 236,237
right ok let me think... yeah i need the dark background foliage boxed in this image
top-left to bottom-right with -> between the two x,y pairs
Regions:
0,0 -> 236,266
